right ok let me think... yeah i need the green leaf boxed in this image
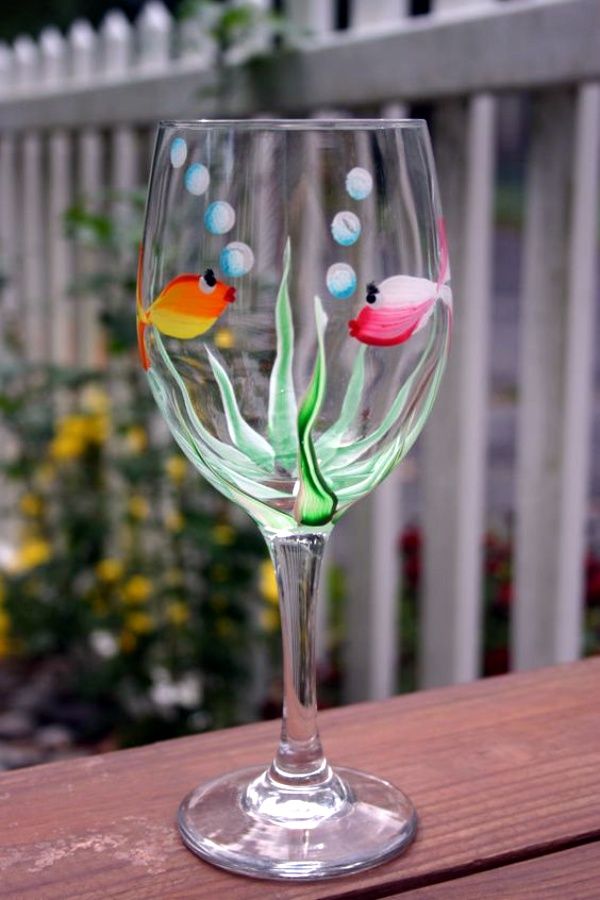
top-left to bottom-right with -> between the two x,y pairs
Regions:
294,296 -> 337,527
205,347 -> 274,470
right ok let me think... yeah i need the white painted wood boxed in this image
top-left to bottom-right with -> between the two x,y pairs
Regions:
48,130 -> 74,365
0,43 -> 13,96
513,91 -> 571,670
351,0 -> 406,29
40,27 -> 67,86
553,84 -> 600,661
420,93 -> 495,687
1,0 -> 599,129
69,19 -> 97,82
286,0 -> 334,36
137,1 -> 172,70
101,9 -> 132,75
0,135 -> 18,314
514,88 -> 597,669
177,4 -> 218,65
21,133 -> 46,361
13,35 -> 38,92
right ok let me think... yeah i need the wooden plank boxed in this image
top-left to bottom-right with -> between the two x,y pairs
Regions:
395,842 -> 600,898
1,659 -> 600,898
1,0 -> 599,129
21,132 -> 47,362
513,90 -> 574,670
421,93 -> 495,686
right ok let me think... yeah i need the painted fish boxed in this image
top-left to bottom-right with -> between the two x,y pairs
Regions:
348,217 -> 452,347
137,251 -> 236,370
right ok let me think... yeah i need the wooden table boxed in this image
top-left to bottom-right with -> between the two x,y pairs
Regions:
1,659 -> 599,898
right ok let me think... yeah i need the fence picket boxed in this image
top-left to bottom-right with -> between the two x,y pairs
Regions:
514,88 -> 598,668
351,0 -> 406,29
286,0 -> 334,36
420,93 -> 495,687
137,1 -> 173,70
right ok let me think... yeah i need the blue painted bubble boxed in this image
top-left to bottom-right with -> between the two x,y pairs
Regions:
220,241 -> 254,278
170,137 -> 187,169
345,167 -> 373,200
326,263 -> 357,300
204,201 -> 236,235
184,163 -> 210,195
331,210 -> 361,246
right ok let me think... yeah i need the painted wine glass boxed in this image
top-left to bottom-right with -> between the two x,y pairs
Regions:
137,119 -> 451,881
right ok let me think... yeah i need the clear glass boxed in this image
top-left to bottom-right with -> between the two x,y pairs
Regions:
137,119 -> 451,880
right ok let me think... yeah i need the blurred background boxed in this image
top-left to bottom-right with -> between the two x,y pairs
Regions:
0,0 -> 598,770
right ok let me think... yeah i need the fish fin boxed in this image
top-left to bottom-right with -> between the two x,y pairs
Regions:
137,318 -> 150,371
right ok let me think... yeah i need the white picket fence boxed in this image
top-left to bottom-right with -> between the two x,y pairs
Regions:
0,0 -> 598,699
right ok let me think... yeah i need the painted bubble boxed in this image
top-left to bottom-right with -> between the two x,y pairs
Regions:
204,201 -> 236,235
345,167 -> 373,201
170,137 -> 187,169
326,262 -> 357,300
220,241 -> 255,278
184,163 -> 210,195
331,210 -> 361,246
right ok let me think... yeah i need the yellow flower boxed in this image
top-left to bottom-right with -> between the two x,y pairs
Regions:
50,433 -> 85,461
95,558 -> 123,583
125,425 -> 148,454
85,414 -> 110,444
81,386 -> 110,415
212,523 -> 235,546
35,463 -> 55,487
260,606 -> 280,633
128,495 -> 150,521
19,493 -> 43,517
214,327 -> 235,350
125,611 -> 154,635
259,560 -> 278,605
121,575 -> 152,605
14,539 -> 51,572
119,630 -> 137,653
166,601 -> 189,627
165,511 -> 184,533
165,455 -> 187,484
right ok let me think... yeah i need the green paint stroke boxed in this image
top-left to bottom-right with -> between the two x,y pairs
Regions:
294,296 -> 337,526
317,343 -> 366,458
267,238 -> 298,469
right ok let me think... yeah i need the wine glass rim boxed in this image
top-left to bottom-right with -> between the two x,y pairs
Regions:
158,118 -> 426,131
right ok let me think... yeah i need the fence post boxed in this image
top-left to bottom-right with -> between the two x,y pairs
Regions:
514,87 -> 598,668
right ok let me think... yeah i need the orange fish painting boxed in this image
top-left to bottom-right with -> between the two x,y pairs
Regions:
136,250 -> 236,370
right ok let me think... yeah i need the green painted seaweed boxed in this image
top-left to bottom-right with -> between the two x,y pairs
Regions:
293,296 -> 337,527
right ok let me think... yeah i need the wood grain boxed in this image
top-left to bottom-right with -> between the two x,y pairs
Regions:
1,659 -> 599,899
396,843 -> 600,898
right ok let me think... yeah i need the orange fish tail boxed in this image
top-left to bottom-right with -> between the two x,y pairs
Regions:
137,318 -> 150,371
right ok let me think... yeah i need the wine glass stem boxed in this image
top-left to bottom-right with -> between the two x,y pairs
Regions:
263,529 -> 331,787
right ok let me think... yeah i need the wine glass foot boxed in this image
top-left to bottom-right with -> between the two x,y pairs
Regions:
177,764 -> 417,881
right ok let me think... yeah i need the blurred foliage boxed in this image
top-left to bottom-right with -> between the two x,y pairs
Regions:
0,192 -> 277,748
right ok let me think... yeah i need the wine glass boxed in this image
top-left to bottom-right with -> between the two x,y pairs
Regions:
137,119 -> 451,881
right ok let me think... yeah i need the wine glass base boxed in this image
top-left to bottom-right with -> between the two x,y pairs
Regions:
177,765 -> 417,881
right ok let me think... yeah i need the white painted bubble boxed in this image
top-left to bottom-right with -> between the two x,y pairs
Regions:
326,263 -> 357,300
220,241 -> 254,277
331,210 -> 361,246
184,163 -> 210,195
170,137 -> 187,169
204,201 -> 236,235
345,167 -> 373,200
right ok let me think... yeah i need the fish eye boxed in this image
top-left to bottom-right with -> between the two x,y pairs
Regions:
199,270 -> 216,294
366,292 -> 377,304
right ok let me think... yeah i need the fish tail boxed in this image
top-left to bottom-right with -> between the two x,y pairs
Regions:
137,318 -> 150,371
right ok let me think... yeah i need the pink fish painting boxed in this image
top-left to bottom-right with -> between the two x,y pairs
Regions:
348,218 -> 452,347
